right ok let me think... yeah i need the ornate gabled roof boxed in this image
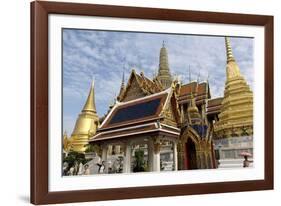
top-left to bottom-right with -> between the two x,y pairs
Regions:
118,69 -> 163,102
100,89 -> 169,130
178,81 -> 210,105
139,71 -> 163,93
90,89 -> 181,142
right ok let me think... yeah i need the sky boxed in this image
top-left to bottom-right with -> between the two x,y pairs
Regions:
62,29 -> 254,135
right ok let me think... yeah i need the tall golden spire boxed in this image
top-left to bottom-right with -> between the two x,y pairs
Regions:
157,41 -> 172,89
214,37 -> 253,138
71,79 -> 99,153
82,79 -> 96,112
225,37 -> 235,63
225,37 -> 241,80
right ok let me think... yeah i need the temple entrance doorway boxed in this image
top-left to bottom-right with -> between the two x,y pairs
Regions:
186,138 -> 197,169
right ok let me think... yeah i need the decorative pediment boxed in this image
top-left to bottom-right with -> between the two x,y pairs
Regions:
122,76 -> 147,102
161,90 -> 180,127
119,70 -> 163,102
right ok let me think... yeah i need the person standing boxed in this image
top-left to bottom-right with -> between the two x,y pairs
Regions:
243,156 -> 253,167
83,164 -> 90,175
77,162 -> 84,175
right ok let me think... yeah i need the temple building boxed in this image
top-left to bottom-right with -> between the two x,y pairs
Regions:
64,37 -> 253,173
87,42 -> 216,173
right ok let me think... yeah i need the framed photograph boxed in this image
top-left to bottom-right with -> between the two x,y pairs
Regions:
31,1 -> 274,204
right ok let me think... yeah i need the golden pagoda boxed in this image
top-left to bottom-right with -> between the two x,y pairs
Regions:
156,41 -> 173,89
70,80 -> 100,153
63,131 -> 72,155
214,37 -> 253,138
188,93 -> 202,125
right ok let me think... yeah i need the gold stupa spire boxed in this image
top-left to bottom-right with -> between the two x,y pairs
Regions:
214,37 -> 253,138
225,37 -> 241,80
82,79 -> 96,112
225,37 -> 235,63
71,79 -> 99,153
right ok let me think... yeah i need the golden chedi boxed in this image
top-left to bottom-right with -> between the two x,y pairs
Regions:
156,41 -> 173,89
214,37 -> 253,138
70,80 -> 99,153
63,131 -> 73,155
188,93 -> 202,125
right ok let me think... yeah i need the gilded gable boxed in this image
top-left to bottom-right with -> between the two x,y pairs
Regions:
123,78 -> 146,102
161,98 -> 179,127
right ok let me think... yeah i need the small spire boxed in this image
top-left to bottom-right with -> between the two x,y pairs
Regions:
82,79 -> 97,113
207,72 -> 210,82
206,73 -> 210,95
109,95 -> 116,109
117,69 -> 126,101
91,76 -> 95,88
63,130 -> 68,138
225,37 -> 235,63
197,68 -> 200,82
188,65 -> 191,82
180,105 -> 184,124
121,67 -> 125,88
153,67 -> 157,79
188,92 -> 201,125
190,92 -> 196,107
162,40 -> 165,47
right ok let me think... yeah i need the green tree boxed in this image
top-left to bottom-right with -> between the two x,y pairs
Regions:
85,144 -> 101,156
63,151 -> 90,169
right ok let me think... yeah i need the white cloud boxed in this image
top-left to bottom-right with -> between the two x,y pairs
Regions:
62,29 -> 254,134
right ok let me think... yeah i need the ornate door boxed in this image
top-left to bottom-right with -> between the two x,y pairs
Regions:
186,138 -> 197,169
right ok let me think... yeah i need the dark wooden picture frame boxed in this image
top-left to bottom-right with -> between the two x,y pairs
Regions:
31,1 -> 274,204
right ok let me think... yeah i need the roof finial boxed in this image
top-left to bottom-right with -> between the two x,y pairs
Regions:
162,40 -> 165,47
118,67 -> 126,100
197,68 -> 200,83
189,65 -> 191,82
190,92 -> 195,106
91,76 -> 95,88
63,130 -> 68,137
121,67 -> 125,87
225,37 -> 235,63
